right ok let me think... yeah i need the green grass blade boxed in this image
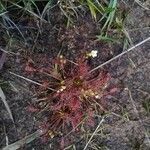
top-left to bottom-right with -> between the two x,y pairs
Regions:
87,0 -> 97,19
96,35 -> 118,43
101,0 -> 117,31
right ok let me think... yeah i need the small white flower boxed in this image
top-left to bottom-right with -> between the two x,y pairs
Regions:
87,50 -> 98,58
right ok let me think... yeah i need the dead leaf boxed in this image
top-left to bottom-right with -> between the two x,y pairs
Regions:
2,130 -> 41,150
0,87 -> 14,123
0,52 -> 6,70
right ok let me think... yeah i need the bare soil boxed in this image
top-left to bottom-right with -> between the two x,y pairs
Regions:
0,1 -> 150,150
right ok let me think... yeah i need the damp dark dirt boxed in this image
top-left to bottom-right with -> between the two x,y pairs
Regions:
0,1 -> 150,150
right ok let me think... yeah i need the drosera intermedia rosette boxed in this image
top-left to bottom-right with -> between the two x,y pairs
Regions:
25,50 -> 113,147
